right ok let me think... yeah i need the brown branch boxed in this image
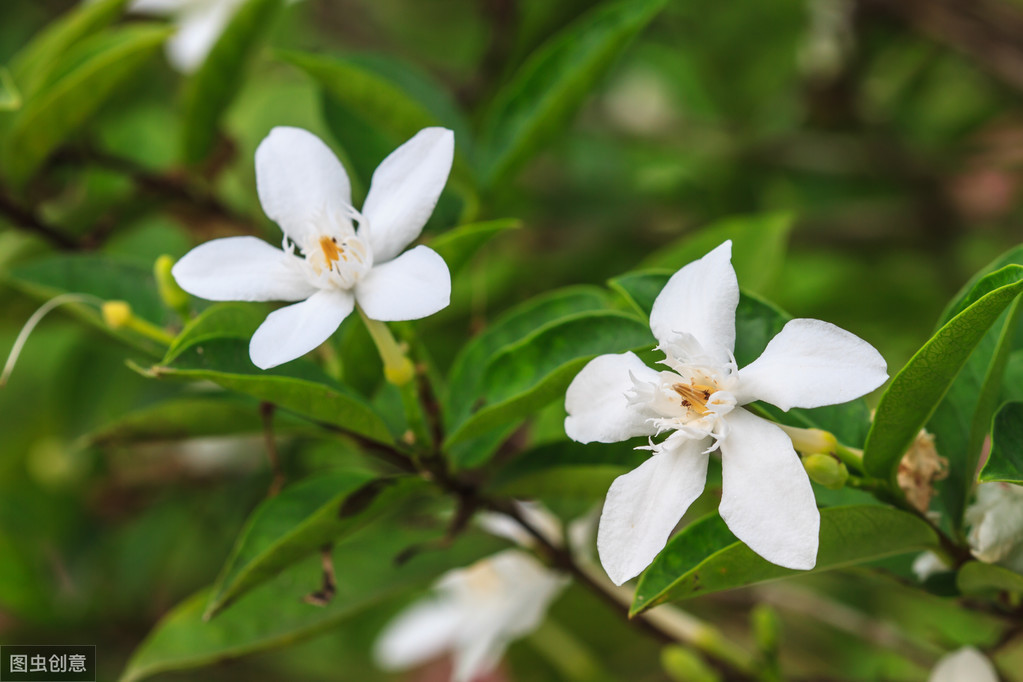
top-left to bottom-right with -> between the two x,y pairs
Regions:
0,189 -> 78,249
859,0 -> 1023,94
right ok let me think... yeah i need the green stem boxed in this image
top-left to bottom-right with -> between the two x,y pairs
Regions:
357,306 -> 414,386
526,619 -> 609,682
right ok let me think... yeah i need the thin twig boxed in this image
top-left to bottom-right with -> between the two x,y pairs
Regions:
0,189 -> 77,249
302,544 -> 338,607
260,402 -> 285,497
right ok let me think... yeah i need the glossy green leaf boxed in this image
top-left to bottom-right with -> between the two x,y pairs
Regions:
444,286 -> 610,431
163,303 -> 265,364
489,440 -> 647,498
864,265 -> 1023,483
639,212 -> 793,296
0,68 -> 22,112
979,401 -> 1023,484
137,339 -> 393,445
956,560 -> 1023,594
4,25 -> 171,186
119,524 -> 503,682
611,273 -> 871,446
631,506 -> 938,614
206,472 -> 425,619
444,310 -> 652,454
87,395 -> 313,445
181,0 -> 284,163
429,218 -> 521,276
476,0 -> 668,188
8,0 -> 129,99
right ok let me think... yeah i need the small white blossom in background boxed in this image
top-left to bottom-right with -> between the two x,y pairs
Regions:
966,481 -> 1023,572
374,550 -> 568,682
928,647 -> 998,682
126,0 -> 244,73
565,241 -> 888,585
911,551 -> 950,582
172,126 -> 453,369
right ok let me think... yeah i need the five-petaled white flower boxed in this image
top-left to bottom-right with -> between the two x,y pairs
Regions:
965,481 -> 1023,572
565,241 -> 888,585
374,550 -> 567,682
172,126 -> 454,369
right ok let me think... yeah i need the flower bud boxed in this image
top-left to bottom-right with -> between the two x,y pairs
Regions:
802,453 -> 848,490
102,301 -> 133,329
154,254 -> 190,314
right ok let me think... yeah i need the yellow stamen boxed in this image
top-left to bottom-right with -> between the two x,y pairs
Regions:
672,382 -> 716,415
319,235 -> 344,267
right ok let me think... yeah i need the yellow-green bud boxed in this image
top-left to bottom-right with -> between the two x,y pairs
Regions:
803,453 -> 849,490
384,356 -> 415,386
778,424 -> 837,455
661,646 -> 721,682
154,255 -> 190,314
102,300 -> 133,329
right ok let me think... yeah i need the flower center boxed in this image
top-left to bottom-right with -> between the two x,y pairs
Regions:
296,205 -> 374,290
671,381 -> 718,415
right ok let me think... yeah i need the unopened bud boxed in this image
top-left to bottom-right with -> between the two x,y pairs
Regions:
384,356 -> 415,386
661,646 -> 721,682
779,424 -> 838,455
803,453 -> 848,490
154,255 -> 190,314
102,301 -> 133,329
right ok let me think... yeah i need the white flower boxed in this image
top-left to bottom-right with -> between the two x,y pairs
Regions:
564,241 -> 888,585
966,482 -> 1023,571
128,0 -> 245,73
928,647 -> 998,682
912,551 -> 950,582
172,126 -> 454,369
374,550 -> 567,682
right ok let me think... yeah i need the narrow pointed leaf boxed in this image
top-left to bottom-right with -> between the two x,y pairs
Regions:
956,560 -> 1023,594
477,0 -> 668,188
4,25 -> 171,186
163,303 -> 265,364
429,218 -> 521,276
979,401 -> 1023,484
864,265 -> 1023,483
205,472 -> 426,619
136,338 -> 393,444
631,506 -> 938,614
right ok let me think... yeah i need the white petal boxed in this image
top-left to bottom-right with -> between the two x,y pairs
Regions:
929,647 -> 998,682
164,0 -> 238,73
171,236 -> 317,302
355,246 -> 450,321
255,127 -> 353,248
734,319 -> 888,411
649,241 -> 738,362
129,0 -> 190,14
718,409 -> 819,570
373,597 -> 462,671
248,289 -> 353,369
597,436 -> 710,585
362,128 -> 454,263
564,352 -> 661,444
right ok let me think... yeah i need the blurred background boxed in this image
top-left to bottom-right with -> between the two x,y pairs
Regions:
1,0 -> 1022,679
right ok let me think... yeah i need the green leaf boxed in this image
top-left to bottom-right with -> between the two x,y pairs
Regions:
181,0 -> 285,164
611,273 -> 871,446
956,560 -> 1023,594
979,402 -> 1023,484
444,311 -> 652,455
639,212 -> 793,296
86,395 -> 313,446
444,286 -> 610,430
205,472 -> 425,619
119,524 -> 503,682
164,303 -> 265,364
631,506 -> 938,614
280,50 -> 473,191
429,218 -> 521,276
3,24 -> 171,187
8,0 -> 129,100
476,0 -> 668,188
137,339 -> 393,445
489,440 -> 647,499
0,68 -> 23,112
864,265 -> 1023,484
